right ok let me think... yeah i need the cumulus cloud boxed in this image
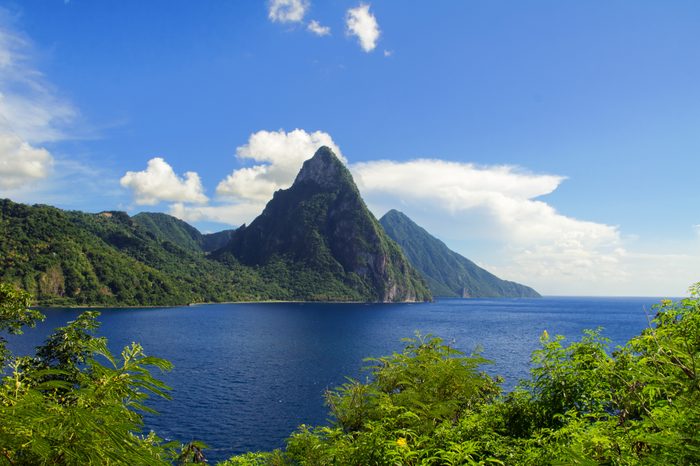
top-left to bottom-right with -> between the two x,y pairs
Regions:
346,3 -> 380,52
166,129 -> 343,227
268,0 -> 309,23
0,16 -> 75,191
120,157 -> 208,206
307,20 -> 331,36
0,133 -> 53,188
216,129 -> 344,202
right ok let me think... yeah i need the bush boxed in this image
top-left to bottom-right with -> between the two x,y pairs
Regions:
227,285 -> 700,465
0,283 -> 196,465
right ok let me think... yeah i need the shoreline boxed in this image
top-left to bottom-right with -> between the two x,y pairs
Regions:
30,294 -> 675,311
34,298 -> 432,310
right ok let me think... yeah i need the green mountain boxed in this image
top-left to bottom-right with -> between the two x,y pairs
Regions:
0,199 -> 277,306
215,147 -> 431,302
0,149 -> 431,306
133,212 -> 234,253
132,212 -> 204,252
201,229 -> 235,253
379,209 -> 540,298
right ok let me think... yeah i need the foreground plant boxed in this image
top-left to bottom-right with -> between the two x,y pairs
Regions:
0,282 -> 204,465
226,284 -> 700,465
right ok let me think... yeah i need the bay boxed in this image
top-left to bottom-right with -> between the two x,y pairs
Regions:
7,297 -> 661,463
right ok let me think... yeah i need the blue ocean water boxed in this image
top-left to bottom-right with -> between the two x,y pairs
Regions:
6,297 -> 660,463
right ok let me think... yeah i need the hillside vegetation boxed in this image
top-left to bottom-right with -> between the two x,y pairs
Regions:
217,147 -> 431,302
2,281 -> 698,464
0,199 -> 276,305
132,212 -> 234,253
0,148 -> 431,305
380,209 -> 540,298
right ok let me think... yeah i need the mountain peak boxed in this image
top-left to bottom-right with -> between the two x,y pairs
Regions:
218,147 -> 431,302
383,209 -> 406,220
293,146 -> 349,189
379,211 -> 540,298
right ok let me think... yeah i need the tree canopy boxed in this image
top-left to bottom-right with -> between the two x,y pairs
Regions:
2,281 -> 698,464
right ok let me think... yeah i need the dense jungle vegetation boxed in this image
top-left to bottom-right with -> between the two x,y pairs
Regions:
0,195 -> 430,305
1,282 -> 698,465
0,198 -> 422,306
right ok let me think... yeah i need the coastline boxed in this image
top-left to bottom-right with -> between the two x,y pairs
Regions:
34,298 -> 431,310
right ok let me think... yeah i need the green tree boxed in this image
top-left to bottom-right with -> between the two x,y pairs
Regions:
0,283 -> 195,465
0,283 -> 43,366
282,333 -> 501,465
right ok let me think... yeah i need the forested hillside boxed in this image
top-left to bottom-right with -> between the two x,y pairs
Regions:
214,147 -> 431,302
380,209 -> 540,298
0,199 -> 275,305
0,149 -> 433,306
133,212 -> 235,253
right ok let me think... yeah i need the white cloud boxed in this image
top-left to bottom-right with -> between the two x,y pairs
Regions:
307,20 -> 331,36
268,0 -> 309,23
120,157 -> 208,206
346,3 -> 380,52
383,49 -> 393,57
216,128 -> 344,202
0,16 -> 75,191
351,159 -> 632,294
0,133 -> 53,188
169,129 -> 343,227
169,202 -> 265,227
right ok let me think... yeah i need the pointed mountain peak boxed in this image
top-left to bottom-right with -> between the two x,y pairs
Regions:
382,209 -> 407,221
293,146 -> 351,189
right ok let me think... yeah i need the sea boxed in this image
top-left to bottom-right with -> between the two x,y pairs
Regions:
6,297 -> 663,463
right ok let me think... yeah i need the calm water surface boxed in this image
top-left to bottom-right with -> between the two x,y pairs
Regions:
7,297 -> 660,463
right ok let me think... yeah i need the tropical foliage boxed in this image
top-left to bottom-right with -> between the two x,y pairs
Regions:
1,194 -> 430,305
0,283 -> 202,465
2,280 -> 698,464
226,285 -> 700,465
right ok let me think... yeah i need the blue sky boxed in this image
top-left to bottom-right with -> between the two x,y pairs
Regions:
0,0 -> 698,296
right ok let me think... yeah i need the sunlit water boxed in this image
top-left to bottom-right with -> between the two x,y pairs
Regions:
7,297 -> 661,463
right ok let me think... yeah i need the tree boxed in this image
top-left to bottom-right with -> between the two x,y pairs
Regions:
0,282 -> 193,465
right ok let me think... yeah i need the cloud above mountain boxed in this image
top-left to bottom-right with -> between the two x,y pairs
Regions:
120,157 -> 208,205
216,129 -> 345,202
0,134 -> 53,188
352,159 -> 626,291
119,128 -> 696,296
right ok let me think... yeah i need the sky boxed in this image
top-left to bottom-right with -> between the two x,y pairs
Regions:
0,0 -> 698,297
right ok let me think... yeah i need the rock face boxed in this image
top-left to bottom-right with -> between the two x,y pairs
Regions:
216,147 -> 431,302
379,209 -> 540,298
